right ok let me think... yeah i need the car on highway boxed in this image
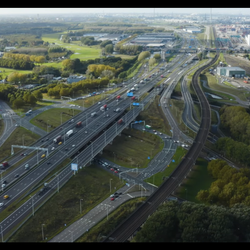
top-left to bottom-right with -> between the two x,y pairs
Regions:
0,203 -> 4,207
47,162 -> 51,165
2,180 -> 7,185
85,131 -> 88,134
154,132 -> 157,135
1,184 -> 6,188
72,144 -> 75,147
65,148 -> 68,151
110,168 -> 114,171
3,195 -> 9,199
114,170 -> 118,174
20,153 -> 24,156
41,154 -> 46,158
14,174 -> 19,178
51,147 -> 55,151
58,142 -> 62,145
111,197 -> 115,201
98,102 -> 101,105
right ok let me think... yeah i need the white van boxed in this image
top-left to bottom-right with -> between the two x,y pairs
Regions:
25,164 -> 29,170
91,112 -> 97,117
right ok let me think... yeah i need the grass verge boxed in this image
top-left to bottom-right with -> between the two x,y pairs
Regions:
175,158 -> 214,203
102,128 -> 164,169
0,127 -> 40,160
29,108 -> 82,132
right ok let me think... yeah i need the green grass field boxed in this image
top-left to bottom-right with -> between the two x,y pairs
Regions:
0,68 -> 33,78
102,128 -> 164,169
29,108 -> 82,132
175,158 -> 214,203
8,165 -> 124,242
42,33 -> 101,61
144,146 -> 187,187
0,127 -> 40,160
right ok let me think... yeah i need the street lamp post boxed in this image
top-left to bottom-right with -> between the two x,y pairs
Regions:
110,179 -> 113,193
42,224 -> 45,241
47,120 -> 50,134
30,195 -> 34,216
80,199 -> 83,214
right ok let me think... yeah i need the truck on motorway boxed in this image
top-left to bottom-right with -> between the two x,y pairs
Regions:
116,95 -> 121,100
53,135 -> 62,143
140,80 -> 144,84
145,125 -> 151,129
66,130 -> 73,137
100,104 -> 107,111
117,119 -> 123,124
0,161 -> 9,169
76,121 -> 82,127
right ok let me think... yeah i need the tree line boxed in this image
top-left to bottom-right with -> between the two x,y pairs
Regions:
134,201 -> 250,242
0,58 -> 35,70
3,53 -> 45,64
213,105 -> 250,166
197,159 -> 250,207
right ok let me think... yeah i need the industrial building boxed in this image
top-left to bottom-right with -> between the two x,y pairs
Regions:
183,27 -> 201,33
67,75 -> 86,84
130,33 -> 175,46
216,67 -> 245,77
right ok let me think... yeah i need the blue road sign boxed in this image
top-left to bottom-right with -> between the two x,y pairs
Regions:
133,103 -> 140,106
189,46 -> 192,48
127,93 -> 133,97
139,120 -> 142,123
172,159 -> 175,162
134,121 -> 138,124
148,156 -> 150,160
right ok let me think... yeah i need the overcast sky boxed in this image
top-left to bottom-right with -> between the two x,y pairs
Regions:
0,8 -> 249,15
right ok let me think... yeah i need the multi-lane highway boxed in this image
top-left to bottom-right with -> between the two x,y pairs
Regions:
102,52 -> 219,242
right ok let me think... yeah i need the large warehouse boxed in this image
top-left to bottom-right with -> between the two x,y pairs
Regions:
217,67 -> 245,77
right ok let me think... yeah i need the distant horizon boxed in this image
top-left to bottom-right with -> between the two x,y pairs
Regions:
0,8 -> 249,16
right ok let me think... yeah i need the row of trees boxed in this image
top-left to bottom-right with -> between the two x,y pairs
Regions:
197,159 -> 250,207
86,64 -> 116,78
45,78 -> 109,99
114,44 -> 142,55
0,83 -> 42,109
61,56 -> 137,78
0,58 -> 34,70
80,36 -> 101,46
3,53 -> 46,64
134,201 -> 250,242
219,105 -> 250,145
214,137 -> 250,166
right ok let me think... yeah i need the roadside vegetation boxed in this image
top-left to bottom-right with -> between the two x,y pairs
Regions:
0,127 -> 40,160
29,108 -> 82,132
175,158 -> 214,202
8,165 -> 123,242
76,197 -> 146,242
102,128 -> 164,169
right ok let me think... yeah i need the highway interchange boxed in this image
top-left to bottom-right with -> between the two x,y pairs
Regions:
0,27 -> 243,242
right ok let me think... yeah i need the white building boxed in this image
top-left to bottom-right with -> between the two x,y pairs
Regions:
246,34 -> 250,46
